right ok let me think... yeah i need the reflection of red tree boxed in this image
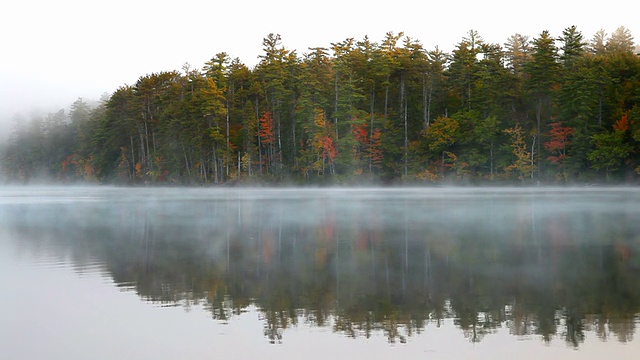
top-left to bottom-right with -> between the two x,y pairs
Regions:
545,215 -> 570,279
355,230 -> 369,251
322,213 -> 335,240
615,243 -> 630,263
261,230 -> 274,265
314,206 -> 336,268
547,215 -> 570,248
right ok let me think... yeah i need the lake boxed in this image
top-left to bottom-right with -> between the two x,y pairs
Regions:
1,186 -> 640,359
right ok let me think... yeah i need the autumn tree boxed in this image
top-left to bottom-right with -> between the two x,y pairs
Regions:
259,111 -> 276,174
225,58 -> 257,179
255,34 -> 297,175
295,46 -> 334,177
352,119 -> 383,175
504,123 -> 534,181
309,108 -> 337,176
544,122 -> 575,181
425,115 -> 460,177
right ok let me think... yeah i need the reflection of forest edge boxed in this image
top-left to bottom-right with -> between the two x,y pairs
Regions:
4,191 -> 640,346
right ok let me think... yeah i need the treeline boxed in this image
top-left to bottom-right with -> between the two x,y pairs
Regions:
3,26 -> 640,185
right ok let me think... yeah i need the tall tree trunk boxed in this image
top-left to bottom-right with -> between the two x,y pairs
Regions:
256,100 -> 262,175
130,135 -> 135,181
213,145 -> 219,183
182,143 -> 191,178
422,72 -> 428,129
401,75 -> 408,177
144,121 -> 150,172
138,130 -> 145,175
274,99 -> 282,170
226,99 -> 230,178
490,143 -> 494,179
384,75 -> 389,122
427,72 -> 434,128
531,134 -> 537,180
334,72 -> 339,140
369,83 -> 375,173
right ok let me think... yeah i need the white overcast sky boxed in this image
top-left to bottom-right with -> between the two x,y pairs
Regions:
0,0 -> 637,129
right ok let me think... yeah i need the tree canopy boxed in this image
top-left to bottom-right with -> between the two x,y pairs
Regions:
3,27 -> 640,185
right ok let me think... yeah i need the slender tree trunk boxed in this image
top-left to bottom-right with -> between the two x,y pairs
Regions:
213,145 -> 219,183
219,157 -> 224,182
401,75 -> 408,177
598,95 -> 603,127
226,99 -> 230,178
467,77 -> 472,111
182,143 -> 191,178
422,72 -> 428,129
291,106 -> 297,169
144,121 -> 152,173
531,134 -> 536,180
427,73 -> 434,129
369,83 -> 375,173
384,75 -> 389,122
275,102 -> 282,169
129,135 -> 135,181
334,72 -> 339,140
256,100 -> 262,175
152,130 -> 156,162
139,130 -> 145,174
490,143 -> 494,179
536,98 -> 542,179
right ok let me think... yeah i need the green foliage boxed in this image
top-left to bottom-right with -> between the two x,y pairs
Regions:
588,126 -> 634,180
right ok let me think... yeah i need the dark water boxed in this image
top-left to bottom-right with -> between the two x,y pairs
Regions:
1,186 -> 640,359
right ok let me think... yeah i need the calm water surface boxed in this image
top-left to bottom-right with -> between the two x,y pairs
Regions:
1,186 -> 640,359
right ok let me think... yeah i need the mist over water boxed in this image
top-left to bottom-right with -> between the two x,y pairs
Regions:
1,186 -> 640,359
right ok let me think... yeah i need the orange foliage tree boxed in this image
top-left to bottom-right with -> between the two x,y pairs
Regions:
311,108 -> 337,175
504,123 -> 533,181
544,122 -> 575,180
259,111 -> 276,172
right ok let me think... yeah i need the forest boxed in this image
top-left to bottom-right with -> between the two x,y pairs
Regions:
2,26 -> 639,185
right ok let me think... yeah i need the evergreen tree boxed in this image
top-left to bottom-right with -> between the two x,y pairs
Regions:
523,30 -> 560,179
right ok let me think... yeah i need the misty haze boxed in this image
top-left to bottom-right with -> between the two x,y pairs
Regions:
4,2 -> 640,358
1,186 -> 640,359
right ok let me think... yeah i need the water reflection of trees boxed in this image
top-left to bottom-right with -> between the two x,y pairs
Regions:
4,191 -> 640,346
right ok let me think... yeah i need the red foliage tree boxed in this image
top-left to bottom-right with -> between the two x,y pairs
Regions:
352,122 -> 383,171
544,122 -> 575,165
322,135 -> 337,162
